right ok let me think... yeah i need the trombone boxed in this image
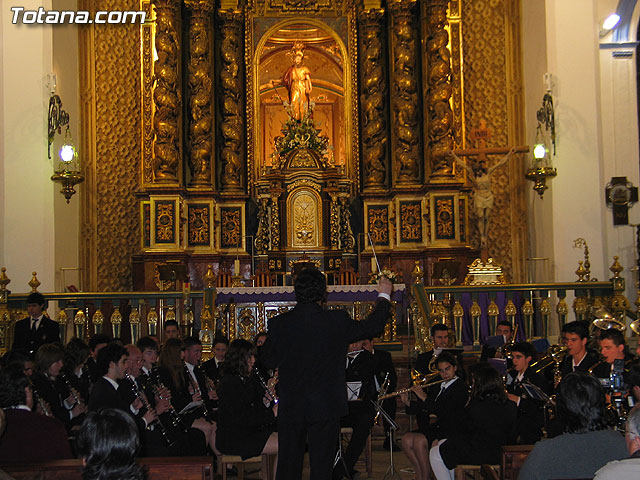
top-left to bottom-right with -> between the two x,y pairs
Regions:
377,370 -> 444,401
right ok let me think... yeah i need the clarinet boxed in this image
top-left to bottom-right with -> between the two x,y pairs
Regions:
184,363 -> 214,422
29,379 -> 52,417
148,367 -> 188,433
125,373 -> 174,447
59,371 -> 84,407
196,365 -> 218,401
255,367 -> 278,404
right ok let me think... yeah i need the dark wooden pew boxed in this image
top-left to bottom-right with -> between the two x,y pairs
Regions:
0,456 -> 213,480
502,444 -> 534,480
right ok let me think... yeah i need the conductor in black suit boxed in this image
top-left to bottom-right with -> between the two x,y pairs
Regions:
12,292 -> 60,354
262,268 -> 393,480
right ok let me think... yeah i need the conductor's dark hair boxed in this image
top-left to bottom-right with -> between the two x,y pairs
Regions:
77,408 -> 147,480
561,321 -> 589,340
89,334 -> 111,352
136,336 -> 158,353
470,364 -> 507,404
599,329 -> 625,346
435,351 -> 457,368
222,339 -> 256,377
65,338 -> 91,371
26,292 -> 45,306
294,268 -> 327,304
430,323 -> 449,337
96,343 -> 128,376
0,367 -> 29,408
557,372 -> 608,433
511,341 -> 535,359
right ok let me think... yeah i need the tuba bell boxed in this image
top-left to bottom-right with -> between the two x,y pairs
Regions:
592,308 -> 626,332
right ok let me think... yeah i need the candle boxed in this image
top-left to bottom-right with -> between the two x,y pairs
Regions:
371,257 -> 377,274
234,259 -> 240,275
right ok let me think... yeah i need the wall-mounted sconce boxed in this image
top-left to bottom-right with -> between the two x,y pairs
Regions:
48,91 -> 84,203
525,91 -> 556,198
600,13 -> 620,37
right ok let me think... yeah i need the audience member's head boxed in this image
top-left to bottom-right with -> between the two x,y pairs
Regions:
164,320 -> 181,340
430,323 -> 449,349
0,368 -> 31,409
294,268 -> 326,304
222,339 -> 256,377
77,409 -> 147,480
625,404 -> 640,456
557,372 -> 609,434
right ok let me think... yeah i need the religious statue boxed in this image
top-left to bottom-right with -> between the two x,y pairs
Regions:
273,41 -> 312,122
449,148 -> 515,250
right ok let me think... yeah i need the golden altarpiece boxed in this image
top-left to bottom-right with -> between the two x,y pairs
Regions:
77,0 -> 527,293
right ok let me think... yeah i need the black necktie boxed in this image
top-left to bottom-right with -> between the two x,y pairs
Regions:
31,319 -> 38,334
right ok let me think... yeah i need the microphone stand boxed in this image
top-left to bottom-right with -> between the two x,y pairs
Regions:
370,399 -> 402,480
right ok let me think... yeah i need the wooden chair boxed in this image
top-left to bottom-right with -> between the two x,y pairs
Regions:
480,464 -> 500,480
454,464 -> 499,480
501,444 -> 534,480
0,457 -> 214,480
340,426 -> 372,479
216,453 -> 276,480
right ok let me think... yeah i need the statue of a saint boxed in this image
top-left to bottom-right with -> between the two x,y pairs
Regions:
449,148 -> 515,249
275,41 -> 312,122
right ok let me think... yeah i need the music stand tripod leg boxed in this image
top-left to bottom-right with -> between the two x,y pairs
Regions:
371,400 -> 403,480
333,428 -> 352,480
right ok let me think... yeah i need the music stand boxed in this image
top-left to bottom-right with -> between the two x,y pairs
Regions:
334,429 -> 352,480
370,399 -> 403,480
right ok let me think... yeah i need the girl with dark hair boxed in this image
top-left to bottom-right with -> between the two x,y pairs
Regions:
156,337 -> 216,449
62,338 -> 92,403
217,339 -> 278,475
429,365 -> 517,480
77,408 -> 147,480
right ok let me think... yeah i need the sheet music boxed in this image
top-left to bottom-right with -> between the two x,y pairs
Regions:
346,381 -> 362,401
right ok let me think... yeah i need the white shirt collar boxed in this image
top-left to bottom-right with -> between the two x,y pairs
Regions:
9,404 -> 31,411
573,351 -> 587,369
441,376 -> 458,390
103,375 -> 119,390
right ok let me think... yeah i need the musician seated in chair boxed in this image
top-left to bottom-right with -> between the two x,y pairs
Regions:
429,364 -> 517,480
333,340 -> 377,480
519,372 -> 627,480
416,324 -> 465,381
400,352 -> 468,480
558,321 -> 599,377
505,342 -> 550,444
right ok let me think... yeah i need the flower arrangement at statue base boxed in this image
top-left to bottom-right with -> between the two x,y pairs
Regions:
271,107 -> 332,169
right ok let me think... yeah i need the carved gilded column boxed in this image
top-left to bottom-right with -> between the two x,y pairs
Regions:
389,0 -> 422,185
185,0 -> 214,187
152,0 -> 182,183
425,0 -> 454,177
329,193 -> 340,249
339,196 -> 355,252
270,194 -> 281,249
254,196 -> 270,254
217,10 -> 244,192
358,9 -> 389,190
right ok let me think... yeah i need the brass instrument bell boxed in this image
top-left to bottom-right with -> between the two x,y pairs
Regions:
592,308 -> 625,332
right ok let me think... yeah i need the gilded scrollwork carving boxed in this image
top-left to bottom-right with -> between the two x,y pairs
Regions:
389,0 -> 421,184
218,10 -> 244,191
152,0 -> 181,183
426,0 -> 454,176
270,194 -> 281,249
358,10 -> 388,189
329,194 -> 340,249
339,196 -> 355,252
185,0 -> 214,187
254,197 -> 270,254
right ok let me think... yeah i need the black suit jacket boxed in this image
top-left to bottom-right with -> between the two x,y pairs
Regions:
559,349 -> 600,376
415,349 -> 466,382
262,298 -> 391,422
12,316 -> 60,353
89,377 -> 132,413
506,366 -> 550,444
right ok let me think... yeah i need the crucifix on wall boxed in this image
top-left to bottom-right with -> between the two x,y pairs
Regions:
448,121 -> 528,256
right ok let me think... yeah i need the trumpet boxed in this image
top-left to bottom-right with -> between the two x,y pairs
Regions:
377,377 -> 445,401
